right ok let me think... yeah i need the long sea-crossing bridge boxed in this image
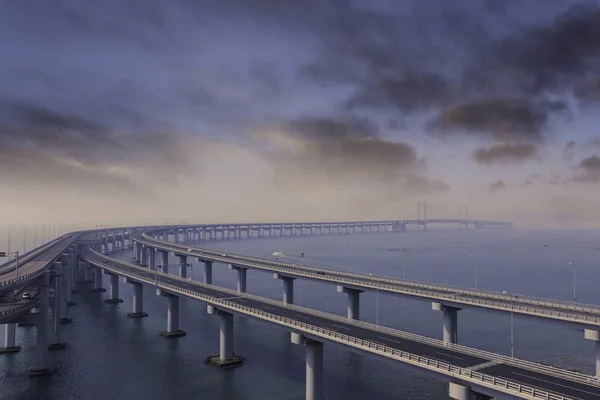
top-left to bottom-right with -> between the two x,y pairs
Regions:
4,218 -> 600,400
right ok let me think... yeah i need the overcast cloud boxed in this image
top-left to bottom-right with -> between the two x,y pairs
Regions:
1,0 -> 600,226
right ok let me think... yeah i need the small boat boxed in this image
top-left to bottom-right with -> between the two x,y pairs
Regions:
272,251 -> 284,257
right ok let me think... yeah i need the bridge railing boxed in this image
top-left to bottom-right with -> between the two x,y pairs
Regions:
0,237 -> 68,274
86,249 -> 599,389
0,235 -> 79,288
147,281 -> 578,400
136,234 -> 600,325
140,232 -> 600,316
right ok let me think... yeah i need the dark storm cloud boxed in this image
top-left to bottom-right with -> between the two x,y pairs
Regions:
0,101 -> 193,191
573,155 -> 600,183
264,115 -> 449,195
298,1 -> 600,139
472,144 -> 538,166
562,140 -> 576,162
490,180 -> 506,193
428,99 -> 547,142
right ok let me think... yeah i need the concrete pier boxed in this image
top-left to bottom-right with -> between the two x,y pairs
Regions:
203,260 -> 213,284
432,302 -> 461,344
105,272 -> 123,303
93,267 -> 105,292
83,261 -> 91,282
291,333 -> 324,400
337,286 -> 363,320
148,248 -> 156,270
448,383 -> 493,400
141,246 -> 149,266
0,324 -> 20,353
274,273 -> 294,305
125,278 -> 148,318
206,305 -> 243,368
30,270 -> 53,376
229,265 -> 247,293
158,291 -> 186,338
160,250 -> 169,274
57,259 -> 72,324
60,253 -> 73,318
48,263 -> 66,350
177,255 -> 188,279
584,329 -> 600,377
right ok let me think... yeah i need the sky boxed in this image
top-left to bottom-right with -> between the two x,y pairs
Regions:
1,0 -> 600,227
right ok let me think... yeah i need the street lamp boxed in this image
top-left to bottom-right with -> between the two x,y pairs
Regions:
7,225 -> 18,255
502,290 -> 515,358
470,254 -> 477,289
155,265 -> 163,287
370,274 -> 380,325
569,262 -> 576,302
23,226 -> 28,253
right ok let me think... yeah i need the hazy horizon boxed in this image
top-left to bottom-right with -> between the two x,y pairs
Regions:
1,0 -> 600,228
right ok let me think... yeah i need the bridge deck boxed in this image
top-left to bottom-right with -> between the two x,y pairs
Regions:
133,231 -> 600,327
83,249 -> 600,400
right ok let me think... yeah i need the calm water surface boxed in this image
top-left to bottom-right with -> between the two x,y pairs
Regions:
1,228 -> 600,400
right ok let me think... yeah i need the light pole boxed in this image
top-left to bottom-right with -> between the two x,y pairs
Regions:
34,225 -> 38,248
370,274 -> 380,325
569,262 -> 576,302
470,254 -> 477,289
502,290 -> 514,358
155,265 -> 163,287
23,226 -> 28,253
7,225 -> 18,255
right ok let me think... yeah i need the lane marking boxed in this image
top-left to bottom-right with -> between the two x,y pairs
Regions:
377,336 -> 402,344
295,314 -> 310,320
331,323 -> 350,330
219,296 -> 243,301
264,305 -> 278,311
512,372 -> 598,397
469,360 -> 500,371
435,352 -> 463,361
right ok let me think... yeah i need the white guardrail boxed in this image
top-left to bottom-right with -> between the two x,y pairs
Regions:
86,249 -> 599,400
138,233 -> 600,325
0,299 -> 38,318
0,235 -> 78,288
0,238 -> 66,274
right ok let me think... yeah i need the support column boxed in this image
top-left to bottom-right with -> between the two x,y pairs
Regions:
158,292 -> 186,338
83,261 -> 91,282
177,255 -> 188,279
160,250 -> 169,274
274,273 -> 294,305
48,262 -> 66,350
93,267 -> 105,292
148,248 -> 156,270
584,329 -> 600,377
337,286 -> 363,320
206,305 -> 243,367
125,278 -> 148,318
0,324 -> 20,353
58,258 -> 72,324
104,272 -> 123,303
291,333 -> 324,400
30,270 -> 53,376
432,302 -> 461,344
133,242 -> 138,261
141,246 -> 149,267
448,383 -> 492,400
229,265 -> 247,293
60,253 -> 73,316
203,260 -> 213,284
